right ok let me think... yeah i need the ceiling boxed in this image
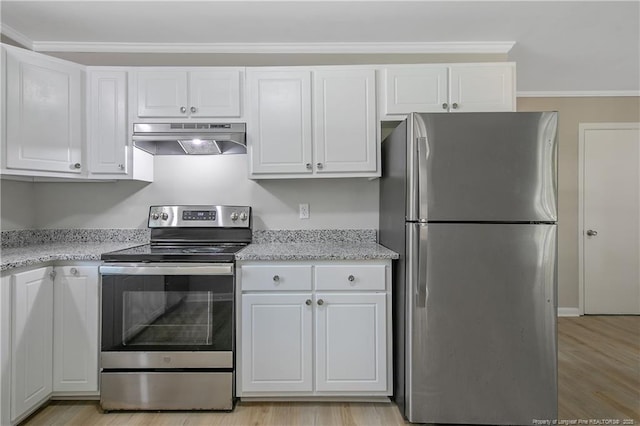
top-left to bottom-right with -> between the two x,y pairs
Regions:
1,1 -> 638,95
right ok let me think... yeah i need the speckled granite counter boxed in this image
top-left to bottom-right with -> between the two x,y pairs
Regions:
1,242 -> 146,272
236,229 -> 399,261
1,229 -> 149,272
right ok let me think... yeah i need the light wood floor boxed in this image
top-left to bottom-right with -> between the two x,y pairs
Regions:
21,316 -> 639,425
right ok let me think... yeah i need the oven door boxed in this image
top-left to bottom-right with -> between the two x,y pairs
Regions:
100,263 -> 234,369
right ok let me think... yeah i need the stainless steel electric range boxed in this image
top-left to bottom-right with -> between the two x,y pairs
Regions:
99,205 -> 251,411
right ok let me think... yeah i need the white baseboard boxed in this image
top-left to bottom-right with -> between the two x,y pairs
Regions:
558,307 -> 581,317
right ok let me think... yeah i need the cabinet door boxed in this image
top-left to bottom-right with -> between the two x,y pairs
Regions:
241,293 -> 313,392
11,267 -> 53,421
5,49 -> 82,174
88,70 -> 128,175
383,66 -> 448,114
315,292 -> 387,392
53,266 -> 99,393
247,70 -> 313,176
137,71 -> 188,117
449,64 -> 515,112
313,69 -> 377,174
189,70 -> 241,117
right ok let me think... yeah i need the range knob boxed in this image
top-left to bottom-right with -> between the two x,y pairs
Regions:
151,212 -> 160,220
230,212 -> 239,221
239,212 -> 248,221
161,212 -> 169,220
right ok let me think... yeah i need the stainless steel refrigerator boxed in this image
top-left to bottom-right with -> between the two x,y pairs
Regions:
379,112 -> 558,425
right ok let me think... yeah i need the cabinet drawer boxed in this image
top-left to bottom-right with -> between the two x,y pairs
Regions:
241,265 -> 312,291
315,265 -> 386,291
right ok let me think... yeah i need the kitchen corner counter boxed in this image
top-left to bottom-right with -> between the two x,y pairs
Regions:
1,242 -> 145,272
235,242 -> 399,261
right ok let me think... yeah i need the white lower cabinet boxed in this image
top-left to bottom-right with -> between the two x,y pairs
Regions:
11,267 -> 54,422
1,262 -> 100,424
53,265 -> 99,393
238,260 -> 391,397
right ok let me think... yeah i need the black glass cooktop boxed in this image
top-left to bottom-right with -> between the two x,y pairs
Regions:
101,243 -> 246,263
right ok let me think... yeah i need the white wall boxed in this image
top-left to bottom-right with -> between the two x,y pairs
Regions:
0,180 -> 36,230
29,155 -> 379,230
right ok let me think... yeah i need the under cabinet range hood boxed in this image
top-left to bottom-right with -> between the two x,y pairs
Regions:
132,123 -> 246,155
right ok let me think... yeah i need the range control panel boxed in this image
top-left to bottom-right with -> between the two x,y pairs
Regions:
148,205 -> 251,228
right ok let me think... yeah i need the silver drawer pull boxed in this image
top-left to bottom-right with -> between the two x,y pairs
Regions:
70,268 -> 78,275
348,275 -> 355,282
305,299 -> 312,306
317,299 -> 324,306
273,275 -> 280,282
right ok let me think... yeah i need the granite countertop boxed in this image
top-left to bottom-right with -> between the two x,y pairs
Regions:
236,229 -> 399,261
235,241 -> 398,261
1,242 -> 146,272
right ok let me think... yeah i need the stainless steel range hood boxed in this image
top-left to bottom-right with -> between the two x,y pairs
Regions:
132,123 -> 246,155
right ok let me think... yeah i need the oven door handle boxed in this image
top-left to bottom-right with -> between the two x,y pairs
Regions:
99,263 -> 234,275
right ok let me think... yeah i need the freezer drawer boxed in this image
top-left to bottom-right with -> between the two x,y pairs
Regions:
406,223 -> 557,425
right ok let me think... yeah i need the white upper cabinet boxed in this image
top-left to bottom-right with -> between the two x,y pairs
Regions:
449,63 -> 516,112
384,66 -> 449,114
87,69 -> 128,175
313,69 -> 377,174
136,69 -> 241,118
247,69 -> 313,175
248,67 -> 378,179
4,46 -> 83,175
380,62 -> 516,117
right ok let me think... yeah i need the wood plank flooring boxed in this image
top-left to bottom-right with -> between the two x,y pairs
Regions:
20,316 -> 639,425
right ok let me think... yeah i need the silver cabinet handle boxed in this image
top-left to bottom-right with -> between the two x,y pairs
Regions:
49,270 -> 57,280
586,229 -> 598,236
316,163 -> 324,169
118,164 -> 125,170
442,103 -> 448,110
190,106 -> 197,113
180,106 -> 187,113
317,299 -> 324,306
306,163 -> 312,170
452,102 -> 459,109
70,268 -> 78,275
273,275 -> 280,282
348,275 -> 355,282
305,299 -> 312,306
73,163 -> 81,169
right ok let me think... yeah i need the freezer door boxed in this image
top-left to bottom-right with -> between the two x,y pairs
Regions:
406,223 -> 557,425
412,112 -> 558,222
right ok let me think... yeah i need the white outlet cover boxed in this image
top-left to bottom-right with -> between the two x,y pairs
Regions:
299,203 -> 310,219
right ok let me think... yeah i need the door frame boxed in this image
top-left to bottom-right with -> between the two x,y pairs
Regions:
578,122 -> 640,315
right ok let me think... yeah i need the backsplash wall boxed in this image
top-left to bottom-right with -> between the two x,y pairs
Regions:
6,155 -> 379,230
0,180 -> 36,230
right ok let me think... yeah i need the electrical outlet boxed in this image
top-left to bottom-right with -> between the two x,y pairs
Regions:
299,203 -> 310,219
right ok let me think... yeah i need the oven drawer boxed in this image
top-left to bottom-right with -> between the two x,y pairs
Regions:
101,351 -> 232,369
101,371 -> 233,411
241,265 -> 312,291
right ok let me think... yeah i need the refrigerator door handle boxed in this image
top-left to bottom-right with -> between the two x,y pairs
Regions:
417,136 -> 429,221
417,223 -> 428,308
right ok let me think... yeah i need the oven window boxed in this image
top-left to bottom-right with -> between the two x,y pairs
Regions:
102,274 -> 233,351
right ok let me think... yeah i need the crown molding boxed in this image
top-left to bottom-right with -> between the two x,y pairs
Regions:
1,25 -> 34,50
517,90 -> 640,98
29,41 -> 516,54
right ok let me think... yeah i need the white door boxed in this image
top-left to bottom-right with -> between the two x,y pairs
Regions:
315,292 -> 387,392
313,69 -> 377,174
382,65 -> 449,114
12,267 -> 54,420
5,48 -> 82,173
240,293 -> 313,392
189,70 -> 241,117
88,70 -> 128,175
53,266 -> 99,392
247,69 -> 313,176
581,123 -> 640,314
449,64 -> 515,112
137,71 -> 188,117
